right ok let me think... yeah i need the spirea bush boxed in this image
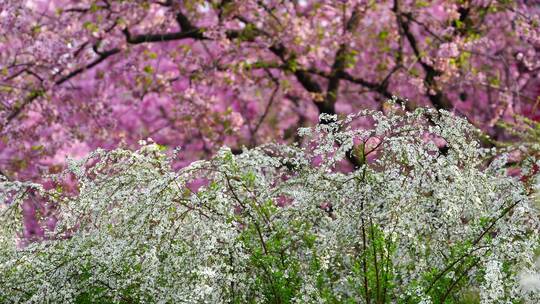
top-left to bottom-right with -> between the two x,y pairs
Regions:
1,107 -> 539,303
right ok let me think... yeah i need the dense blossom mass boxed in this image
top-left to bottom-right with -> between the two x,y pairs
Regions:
1,0 -> 539,180
1,108 -> 539,303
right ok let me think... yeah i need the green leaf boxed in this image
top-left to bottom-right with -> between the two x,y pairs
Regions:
31,25 -> 42,35
83,21 -> 99,33
415,0 -> 430,7
90,3 -> 100,13
143,65 -> 154,74
378,30 -> 389,41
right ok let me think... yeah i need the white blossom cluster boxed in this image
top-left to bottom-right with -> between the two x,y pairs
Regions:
1,107 -> 539,303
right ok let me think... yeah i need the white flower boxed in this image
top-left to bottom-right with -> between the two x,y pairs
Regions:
520,271 -> 540,293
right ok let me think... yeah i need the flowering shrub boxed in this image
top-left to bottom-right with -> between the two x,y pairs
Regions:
2,0 -> 540,181
1,107 -> 539,303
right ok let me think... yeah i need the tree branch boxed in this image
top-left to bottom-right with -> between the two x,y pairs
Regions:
55,47 -> 120,85
393,0 -> 452,110
122,28 -> 206,44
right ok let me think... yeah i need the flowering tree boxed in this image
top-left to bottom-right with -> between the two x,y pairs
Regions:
1,107 -> 539,303
1,0 -> 540,181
